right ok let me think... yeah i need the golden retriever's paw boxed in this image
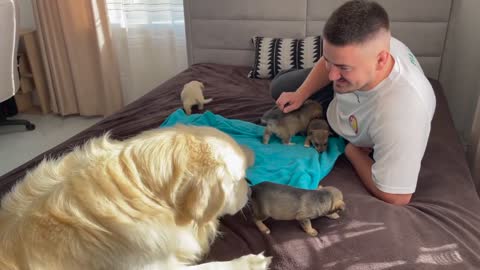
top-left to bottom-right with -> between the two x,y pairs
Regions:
233,253 -> 272,270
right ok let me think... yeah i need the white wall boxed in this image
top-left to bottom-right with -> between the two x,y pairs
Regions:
16,0 -> 36,29
439,0 -> 480,146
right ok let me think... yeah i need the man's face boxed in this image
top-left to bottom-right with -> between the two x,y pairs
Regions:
323,40 -> 377,93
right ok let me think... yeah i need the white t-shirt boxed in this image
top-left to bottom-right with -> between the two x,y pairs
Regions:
327,37 -> 436,194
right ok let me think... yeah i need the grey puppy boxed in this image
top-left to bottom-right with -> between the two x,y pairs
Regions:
304,118 -> 331,152
250,181 -> 345,236
261,100 -> 323,145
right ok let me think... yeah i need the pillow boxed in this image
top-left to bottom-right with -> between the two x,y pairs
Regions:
248,36 -> 323,79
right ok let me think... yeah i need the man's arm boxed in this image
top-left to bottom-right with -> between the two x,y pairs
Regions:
344,143 -> 412,205
276,57 -> 331,113
297,57 -> 332,99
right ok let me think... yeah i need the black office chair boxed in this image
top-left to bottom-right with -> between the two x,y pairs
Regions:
0,97 -> 35,130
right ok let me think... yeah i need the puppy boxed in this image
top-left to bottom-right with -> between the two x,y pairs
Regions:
304,118 -> 330,152
250,181 -> 345,236
262,100 -> 323,145
0,125 -> 271,270
181,80 -> 213,115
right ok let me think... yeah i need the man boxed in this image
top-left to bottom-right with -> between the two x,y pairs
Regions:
272,0 -> 436,205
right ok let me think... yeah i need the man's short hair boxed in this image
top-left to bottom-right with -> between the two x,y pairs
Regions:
323,0 -> 390,46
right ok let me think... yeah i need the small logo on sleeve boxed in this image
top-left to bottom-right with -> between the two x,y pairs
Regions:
349,115 -> 359,134
408,52 -> 417,66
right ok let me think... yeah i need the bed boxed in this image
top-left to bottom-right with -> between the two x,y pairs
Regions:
2,0 -> 480,269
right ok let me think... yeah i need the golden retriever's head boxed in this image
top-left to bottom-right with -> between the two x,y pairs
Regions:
128,125 -> 252,226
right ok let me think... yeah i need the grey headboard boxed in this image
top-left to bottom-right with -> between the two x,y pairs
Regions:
184,0 -> 452,79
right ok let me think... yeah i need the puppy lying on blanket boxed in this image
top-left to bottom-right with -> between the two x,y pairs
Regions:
262,100 -> 323,145
250,181 -> 345,236
181,80 -> 213,115
0,125 -> 271,270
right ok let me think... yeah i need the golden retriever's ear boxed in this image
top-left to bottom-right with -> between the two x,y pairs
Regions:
174,175 -> 226,225
171,136 -> 227,225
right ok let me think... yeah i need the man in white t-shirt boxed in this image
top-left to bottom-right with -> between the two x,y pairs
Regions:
272,0 -> 436,205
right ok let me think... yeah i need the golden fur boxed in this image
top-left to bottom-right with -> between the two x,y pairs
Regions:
0,125 -> 271,270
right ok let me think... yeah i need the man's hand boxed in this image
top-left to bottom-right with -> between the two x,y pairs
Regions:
276,91 -> 307,113
345,143 -> 412,205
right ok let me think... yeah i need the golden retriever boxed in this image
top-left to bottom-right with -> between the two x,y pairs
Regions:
0,125 -> 271,270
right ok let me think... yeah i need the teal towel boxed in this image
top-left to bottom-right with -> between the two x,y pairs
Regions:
160,109 -> 345,190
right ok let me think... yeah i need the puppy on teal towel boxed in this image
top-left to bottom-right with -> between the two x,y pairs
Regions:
160,109 -> 345,190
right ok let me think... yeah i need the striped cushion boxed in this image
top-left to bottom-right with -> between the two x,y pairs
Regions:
248,36 -> 322,79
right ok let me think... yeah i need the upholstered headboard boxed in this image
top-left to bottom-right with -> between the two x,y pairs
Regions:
184,0 -> 452,79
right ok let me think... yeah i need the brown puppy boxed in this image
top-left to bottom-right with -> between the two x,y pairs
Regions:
262,100 -> 323,145
304,118 -> 330,152
250,181 -> 345,236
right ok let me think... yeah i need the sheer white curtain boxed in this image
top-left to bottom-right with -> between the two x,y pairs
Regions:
106,0 -> 187,104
